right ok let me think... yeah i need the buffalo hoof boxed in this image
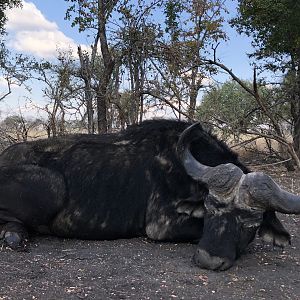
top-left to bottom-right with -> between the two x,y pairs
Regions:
193,249 -> 233,271
3,232 -> 28,251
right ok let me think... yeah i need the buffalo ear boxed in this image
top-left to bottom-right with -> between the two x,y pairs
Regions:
258,213 -> 291,247
176,200 -> 205,218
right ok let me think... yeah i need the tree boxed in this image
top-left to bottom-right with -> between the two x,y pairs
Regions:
0,43 -> 34,101
115,0 -> 160,124
77,46 -> 95,133
0,114 -> 43,143
231,0 -> 300,66
197,80 -> 293,160
230,0 -> 300,162
33,50 -> 82,137
0,0 -> 21,34
62,1 -> 231,127
65,0 -> 116,133
144,0 -> 227,119
197,81 -> 257,136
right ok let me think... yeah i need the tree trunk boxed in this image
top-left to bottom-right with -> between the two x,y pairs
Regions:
95,0 -> 115,133
292,65 -> 300,158
293,115 -> 300,157
188,86 -> 198,119
188,66 -> 200,119
290,55 -> 300,165
59,107 -> 66,135
46,125 -> 51,138
85,81 -> 94,134
133,63 -> 140,124
97,84 -> 108,133
78,46 -> 94,134
50,116 -> 57,137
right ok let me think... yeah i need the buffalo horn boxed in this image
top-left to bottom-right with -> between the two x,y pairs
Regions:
177,123 -> 212,181
178,124 -> 300,215
177,123 -> 243,189
180,147 -> 212,181
242,173 -> 300,214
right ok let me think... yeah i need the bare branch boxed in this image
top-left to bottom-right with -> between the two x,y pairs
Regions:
141,89 -> 193,121
0,77 -> 12,101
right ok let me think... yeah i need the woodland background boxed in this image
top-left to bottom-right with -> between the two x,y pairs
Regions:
1,0 -> 300,170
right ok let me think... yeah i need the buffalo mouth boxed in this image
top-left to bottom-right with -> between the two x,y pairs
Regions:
193,248 -> 234,271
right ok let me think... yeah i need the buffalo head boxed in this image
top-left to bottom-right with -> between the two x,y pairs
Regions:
177,123 -> 300,271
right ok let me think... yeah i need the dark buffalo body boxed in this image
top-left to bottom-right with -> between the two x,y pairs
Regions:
0,120 -> 298,271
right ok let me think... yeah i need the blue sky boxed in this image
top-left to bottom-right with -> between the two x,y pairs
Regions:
29,0 -> 254,77
0,0 -> 255,118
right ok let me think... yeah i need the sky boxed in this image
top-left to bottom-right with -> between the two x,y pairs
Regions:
0,0 -> 255,119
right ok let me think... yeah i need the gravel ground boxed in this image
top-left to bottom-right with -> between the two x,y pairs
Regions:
0,167 -> 300,300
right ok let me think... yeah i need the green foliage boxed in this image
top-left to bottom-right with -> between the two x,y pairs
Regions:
0,0 -> 21,35
231,0 -> 300,70
162,0 -> 227,51
231,0 -> 300,161
64,0 -> 118,32
0,42 -> 36,100
65,0 -> 96,32
197,79 -> 293,142
163,0 -> 182,41
197,80 -> 257,132
155,0 -> 228,118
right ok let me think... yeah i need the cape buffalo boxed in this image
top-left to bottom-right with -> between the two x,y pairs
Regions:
0,119 -> 299,271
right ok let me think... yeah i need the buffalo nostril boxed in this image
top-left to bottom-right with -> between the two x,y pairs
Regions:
218,259 -> 233,271
193,248 -> 233,271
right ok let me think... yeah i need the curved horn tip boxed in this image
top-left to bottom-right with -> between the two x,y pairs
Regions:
177,122 -> 203,154
243,172 -> 300,214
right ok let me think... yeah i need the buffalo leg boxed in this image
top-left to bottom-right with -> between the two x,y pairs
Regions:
146,215 -> 203,242
145,195 -> 204,242
0,221 -> 28,250
258,211 -> 291,247
0,165 -> 66,250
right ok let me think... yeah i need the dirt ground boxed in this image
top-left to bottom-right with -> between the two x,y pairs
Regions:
0,165 -> 300,300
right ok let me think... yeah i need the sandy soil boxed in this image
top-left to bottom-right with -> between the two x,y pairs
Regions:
0,166 -> 299,300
